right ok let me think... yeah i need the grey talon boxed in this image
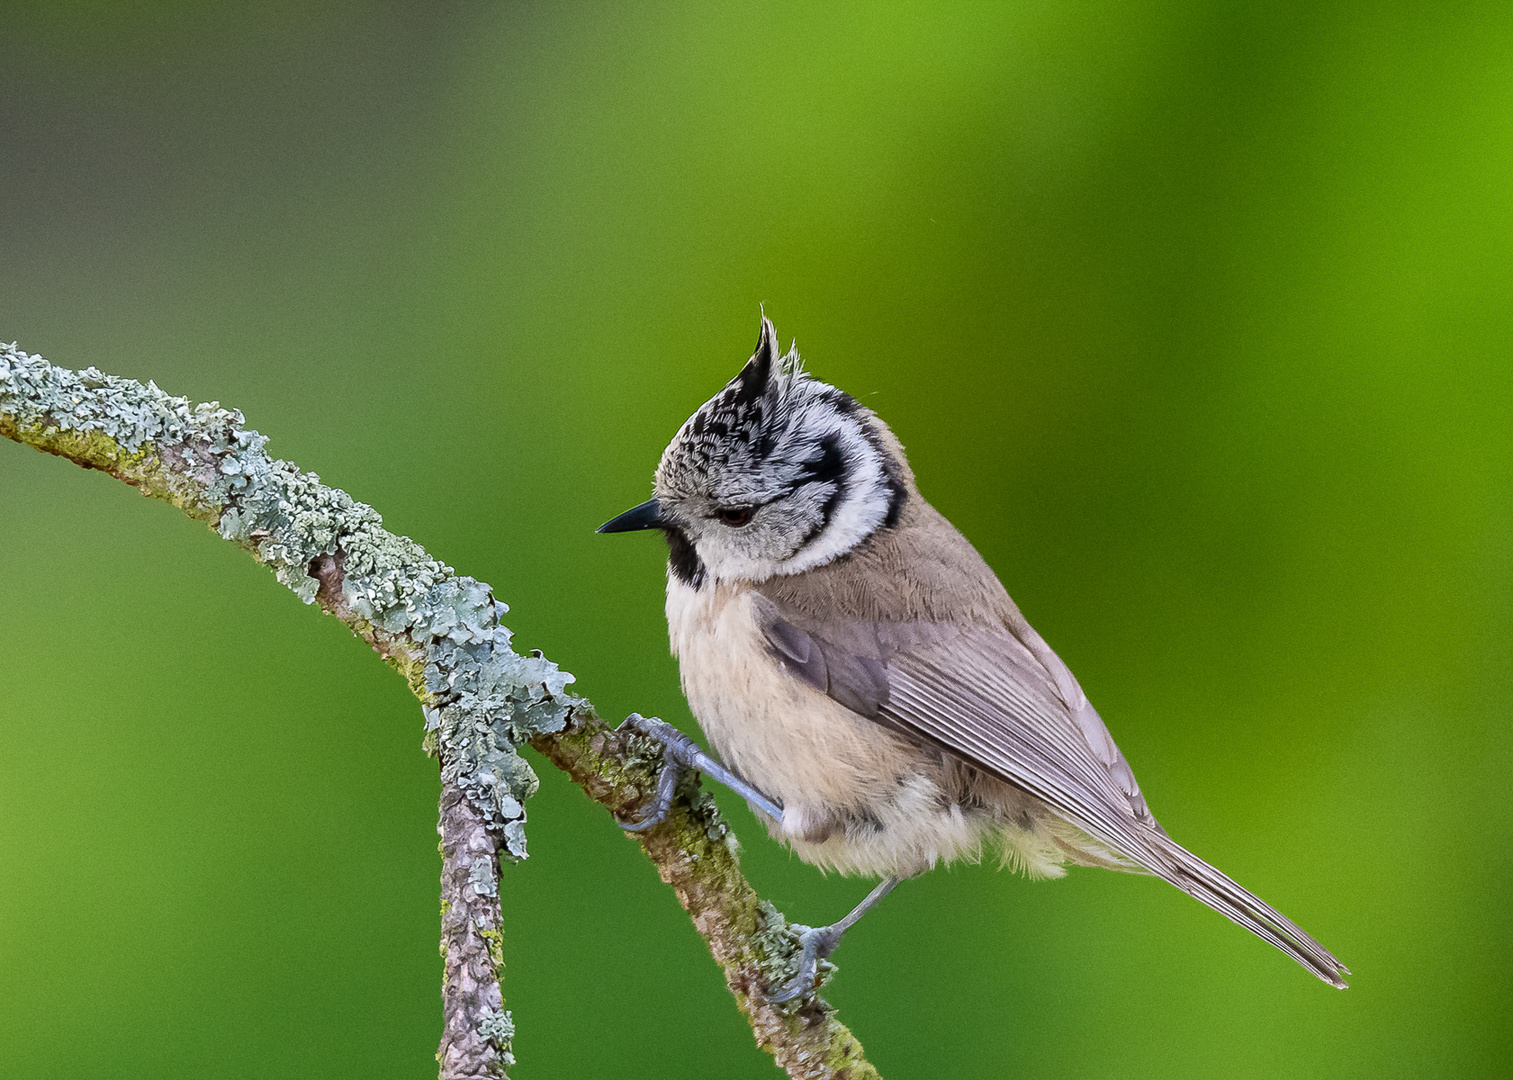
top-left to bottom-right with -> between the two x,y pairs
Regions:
614,713 -> 785,825
617,742 -> 682,832
766,876 -> 903,1003
768,925 -> 827,1003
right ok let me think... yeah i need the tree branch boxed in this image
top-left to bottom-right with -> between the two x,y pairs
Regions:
0,342 -> 881,1080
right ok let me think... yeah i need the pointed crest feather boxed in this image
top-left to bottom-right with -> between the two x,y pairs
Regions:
728,313 -> 780,406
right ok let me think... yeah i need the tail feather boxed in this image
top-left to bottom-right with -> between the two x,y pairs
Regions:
1142,833 -> 1349,988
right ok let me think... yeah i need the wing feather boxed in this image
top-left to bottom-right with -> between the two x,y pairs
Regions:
754,600 -> 1348,988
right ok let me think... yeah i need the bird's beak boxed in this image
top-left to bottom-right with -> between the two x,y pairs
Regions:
596,498 -> 666,534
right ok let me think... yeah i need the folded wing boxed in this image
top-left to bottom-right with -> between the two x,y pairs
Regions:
751,594 -> 1349,988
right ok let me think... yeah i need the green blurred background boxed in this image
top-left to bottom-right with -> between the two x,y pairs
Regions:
2,1 -> 1509,1076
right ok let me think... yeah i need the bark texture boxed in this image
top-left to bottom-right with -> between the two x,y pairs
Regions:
439,784 -> 512,1077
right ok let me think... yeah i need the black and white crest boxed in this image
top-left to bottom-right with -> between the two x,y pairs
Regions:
677,315 -> 786,468
653,315 -> 909,586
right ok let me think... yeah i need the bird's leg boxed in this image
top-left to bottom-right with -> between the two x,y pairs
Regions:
616,714 -> 899,1001
615,713 -> 783,831
769,875 -> 903,1003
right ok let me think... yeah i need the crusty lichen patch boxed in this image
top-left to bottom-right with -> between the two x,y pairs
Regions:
1,342 -> 572,858
1,342 -> 572,1077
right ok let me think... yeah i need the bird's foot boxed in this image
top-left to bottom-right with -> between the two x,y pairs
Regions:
765,875 -> 904,1003
768,923 -> 844,1003
614,714 -> 687,832
613,713 -> 784,831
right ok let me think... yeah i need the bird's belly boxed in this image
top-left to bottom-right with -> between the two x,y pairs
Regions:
665,579 -> 993,876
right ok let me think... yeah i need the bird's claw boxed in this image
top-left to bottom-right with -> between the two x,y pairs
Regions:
611,713 -> 785,830
614,715 -> 682,832
616,806 -> 665,832
767,924 -> 842,1004
764,876 -> 902,1003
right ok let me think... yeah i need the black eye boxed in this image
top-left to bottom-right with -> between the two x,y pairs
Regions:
717,507 -> 752,527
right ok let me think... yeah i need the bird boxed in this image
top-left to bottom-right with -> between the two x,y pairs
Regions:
597,314 -> 1348,1001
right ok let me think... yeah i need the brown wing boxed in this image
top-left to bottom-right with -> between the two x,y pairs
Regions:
750,593 -> 1349,988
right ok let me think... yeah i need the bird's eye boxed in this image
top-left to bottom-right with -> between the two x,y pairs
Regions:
717,507 -> 752,527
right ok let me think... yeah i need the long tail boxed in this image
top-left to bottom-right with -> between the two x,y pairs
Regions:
1141,831 -> 1349,988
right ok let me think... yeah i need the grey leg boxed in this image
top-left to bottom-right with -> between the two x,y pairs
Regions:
615,713 -> 783,831
768,875 -> 903,1003
615,714 -> 896,1002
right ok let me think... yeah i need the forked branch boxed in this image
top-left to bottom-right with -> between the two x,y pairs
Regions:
0,342 -> 879,1080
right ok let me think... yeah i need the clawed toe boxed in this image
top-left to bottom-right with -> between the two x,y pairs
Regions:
611,714 -> 900,1005
764,876 -> 903,1003
766,973 -> 814,1004
767,924 -> 841,1003
613,712 -> 785,827
615,806 -> 667,832
615,715 -> 682,832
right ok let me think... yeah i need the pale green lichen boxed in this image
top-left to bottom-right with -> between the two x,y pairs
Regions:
468,853 -> 499,898
0,347 -> 247,459
0,341 -> 572,862
477,1007 -> 516,1066
479,928 -> 505,969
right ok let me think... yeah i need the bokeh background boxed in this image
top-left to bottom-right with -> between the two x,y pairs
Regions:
3,2 -> 1510,1077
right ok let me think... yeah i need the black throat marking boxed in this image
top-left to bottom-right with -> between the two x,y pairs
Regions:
664,526 -> 707,589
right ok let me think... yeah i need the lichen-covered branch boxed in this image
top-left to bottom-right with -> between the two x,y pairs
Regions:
537,710 -> 881,1080
0,342 -> 880,1080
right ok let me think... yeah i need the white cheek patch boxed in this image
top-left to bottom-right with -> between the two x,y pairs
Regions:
774,415 -> 892,576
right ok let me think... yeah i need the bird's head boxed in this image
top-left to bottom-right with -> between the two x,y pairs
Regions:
599,315 -> 909,587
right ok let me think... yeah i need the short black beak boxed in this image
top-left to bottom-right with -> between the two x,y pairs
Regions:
596,498 -> 665,534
